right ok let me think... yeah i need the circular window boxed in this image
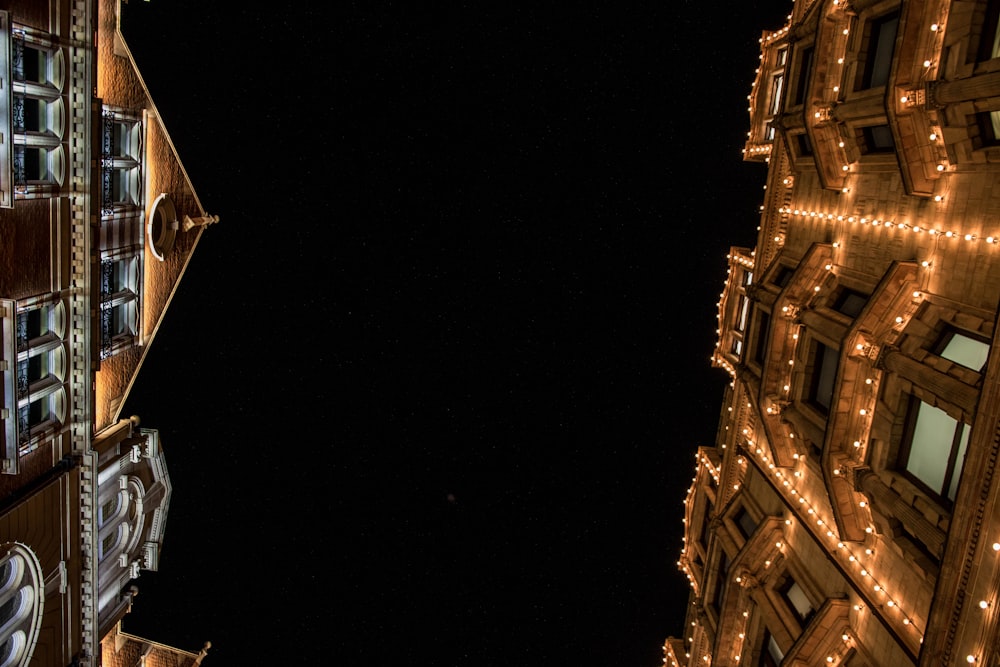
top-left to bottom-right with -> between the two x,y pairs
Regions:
147,194 -> 178,261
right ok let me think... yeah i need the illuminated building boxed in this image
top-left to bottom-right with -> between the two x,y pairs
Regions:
666,1 -> 1000,665
0,0 -> 213,664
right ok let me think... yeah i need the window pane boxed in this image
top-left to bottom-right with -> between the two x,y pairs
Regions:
769,73 -> 784,115
0,592 -> 15,624
785,581 -> 813,620
939,334 -> 989,372
947,423 -> 971,501
20,46 -> 45,83
0,561 -> 12,591
737,508 -> 758,538
767,634 -> 784,662
906,402 -> 958,495
753,311 -> 771,366
793,47 -> 813,105
112,304 -> 128,335
28,397 -> 49,427
21,147 -> 45,181
866,14 -> 899,88
862,124 -> 894,153
112,170 -> 130,203
736,295 -> 750,333
797,133 -> 813,156
21,97 -> 42,133
810,342 -> 839,411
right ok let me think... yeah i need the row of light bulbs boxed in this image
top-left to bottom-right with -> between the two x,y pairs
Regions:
777,207 -> 1000,244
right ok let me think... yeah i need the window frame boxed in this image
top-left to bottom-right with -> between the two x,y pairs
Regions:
896,395 -> 971,506
831,287 -> 868,319
758,628 -> 784,667
858,123 -> 896,155
932,327 -> 990,372
804,339 -> 839,415
977,0 -> 1000,63
791,45 -> 814,107
98,253 -> 142,359
856,10 -> 900,90
0,546 -> 41,667
9,28 -> 64,200
100,108 -> 143,217
12,301 -> 65,456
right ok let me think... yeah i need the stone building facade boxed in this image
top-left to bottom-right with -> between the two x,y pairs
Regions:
0,0 -> 213,664
667,1 -> 1000,665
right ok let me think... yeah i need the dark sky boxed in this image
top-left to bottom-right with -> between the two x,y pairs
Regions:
118,3 -> 790,666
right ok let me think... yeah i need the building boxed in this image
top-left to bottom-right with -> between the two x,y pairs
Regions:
666,1 -> 1000,665
0,0 -> 213,664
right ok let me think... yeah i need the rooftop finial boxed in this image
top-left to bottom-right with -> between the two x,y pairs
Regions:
182,214 -> 220,232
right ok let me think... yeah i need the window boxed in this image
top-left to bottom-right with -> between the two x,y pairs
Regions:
779,576 -> 815,623
976,111 -> 1000,148
100,109 -> 142,216
11,34 -> 62,197
712,551 -> 731,612
796,132 -> 814,157
13,96 -> 44,133
99,256 -> 140,358
768,72 -> 784,115
0,631 -> 25,667
978,0 -> 1000,62
100,532 -> 116,559
14,304 -> 63,453
860,124 -> 895,154
792,46 -> 814,106
806,341 -> 839,414
753,310 -> 771,367
772,265 -> 794,288
935,329 -> 990,372
100,494 -> 123,527
699,510 -> 712,550
758,629 -> 784,667
832,288 -> 867,318
735,506 -> 759,539
898,396 -> 971,503
0,546 -> 41,667
736,295 -> 750,333
858,12 -> 899,90
12,146 -> 54,190
12,42 -> 51,86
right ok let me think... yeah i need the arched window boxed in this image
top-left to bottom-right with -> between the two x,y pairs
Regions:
0,631 -> 25,667
0,545 -> 41,667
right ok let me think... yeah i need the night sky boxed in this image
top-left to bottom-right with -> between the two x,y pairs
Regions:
118,2 -> 791,665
